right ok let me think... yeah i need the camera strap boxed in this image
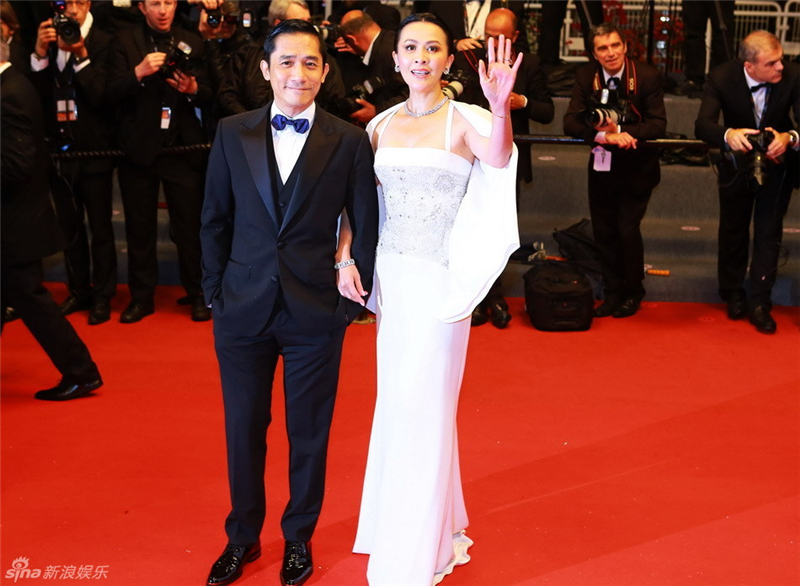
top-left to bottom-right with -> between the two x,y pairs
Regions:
591,57 -> 642,124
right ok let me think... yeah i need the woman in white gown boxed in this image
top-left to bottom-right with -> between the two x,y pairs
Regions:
336,12 -> 521,586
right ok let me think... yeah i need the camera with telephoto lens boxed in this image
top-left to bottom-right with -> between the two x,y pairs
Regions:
206,6 -> 223,27
441,69 -> 470,100
160,40 -> 194,77
741,130 -> 775,187
335,76 -> 385,115
582,88 -> 640,127
51,0 -> 82,46
314,23 -> 340,41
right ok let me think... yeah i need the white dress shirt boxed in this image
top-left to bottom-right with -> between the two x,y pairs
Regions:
270,102 -> 316,184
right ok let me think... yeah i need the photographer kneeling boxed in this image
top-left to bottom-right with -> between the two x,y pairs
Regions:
564,23 -> 666,319
696,30 -> 800,335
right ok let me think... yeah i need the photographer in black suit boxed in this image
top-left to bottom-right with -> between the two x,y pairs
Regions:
1,38 -> 103,401
108,0 -> 212,323
695,30 -> 800,334
30,0 -> 117,325
564,23 -> 667,319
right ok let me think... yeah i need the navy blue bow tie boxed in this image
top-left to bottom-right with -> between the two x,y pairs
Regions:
750,82 -> 771,93
271,114 -> 309,134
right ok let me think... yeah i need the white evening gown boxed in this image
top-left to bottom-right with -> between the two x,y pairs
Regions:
354,105 -> 475,586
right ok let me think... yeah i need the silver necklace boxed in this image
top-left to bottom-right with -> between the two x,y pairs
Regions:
404,96 -> 449,118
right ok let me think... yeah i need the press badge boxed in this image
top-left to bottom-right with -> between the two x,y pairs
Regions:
56,99 -> 78,122
592,146 -> 611,172
161,107 -> 172,130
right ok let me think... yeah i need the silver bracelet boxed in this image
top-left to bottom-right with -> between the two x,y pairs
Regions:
334,258 -> 356,270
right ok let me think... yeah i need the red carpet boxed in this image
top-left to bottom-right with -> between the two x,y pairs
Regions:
2,283 -> 799,586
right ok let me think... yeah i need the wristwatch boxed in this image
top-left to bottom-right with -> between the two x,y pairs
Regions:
789,130 -> 799,147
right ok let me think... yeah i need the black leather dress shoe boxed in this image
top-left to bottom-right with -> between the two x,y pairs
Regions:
59,295 -> 92,316
726,291 -> 747,320
3,306 -> 19,323
35,377 -> 102,401
207,542 -> 261,586
471,303 -> 488,327
749,304 -> 777,334
120,301 -> 154,324
191,295 -> 212,322
88,301 -> 111,325
613,297 -> 641,318
593,299 -> 619,318
488,299 -> 512,329
280,541 -> 312,586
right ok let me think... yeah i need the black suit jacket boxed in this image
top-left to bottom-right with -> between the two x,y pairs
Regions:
362,29 -> 407,116
30,24 -> 116,173
107,23 -> 212,167
200,105 -> 379,337
695,59 -> 800,186
425,0 -> 529,53
563,59 -> 667,190
1,66 -> 62,264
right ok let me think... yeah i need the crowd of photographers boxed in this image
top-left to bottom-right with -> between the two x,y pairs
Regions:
1,0 -> 798,339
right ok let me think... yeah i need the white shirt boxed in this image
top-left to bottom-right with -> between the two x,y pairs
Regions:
464,0 -> 491,40
744,67 -> 768,127
270,102 -> 316,185
596,65 -> 626,143
362,30 -> 380,67
30,11 -> 94,74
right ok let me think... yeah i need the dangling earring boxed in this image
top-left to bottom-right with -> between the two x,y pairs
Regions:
394,64 -> 400,73
444,68 -> 450,75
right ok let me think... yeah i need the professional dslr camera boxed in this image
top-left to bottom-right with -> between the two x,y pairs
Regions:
582,88 -> 640,127
710,130 -> 776,188
51,0 -> 82,46
441,69 -> 471,101
206,7 -> 239,28
335,76 -> 386,116
160,40 -> 194,77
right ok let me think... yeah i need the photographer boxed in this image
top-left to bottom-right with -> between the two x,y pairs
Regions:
108,0 -> 212,323
29,0 -> 117,326
564,23 -> 666,319
695,30 -> 800,334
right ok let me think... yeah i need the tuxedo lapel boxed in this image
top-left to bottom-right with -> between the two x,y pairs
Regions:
280,109 -> 341,232
240,107 -> 280,227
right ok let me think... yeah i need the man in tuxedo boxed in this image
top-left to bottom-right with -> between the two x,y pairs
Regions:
30,0 -> 117,325
335,10 -> 407,125
108,0 -> 212,323
695,30 -> 800,334
451,7 -> 554,328
564,23 -> 667,318
201,19 -> 379,586
1,38 -> 103,401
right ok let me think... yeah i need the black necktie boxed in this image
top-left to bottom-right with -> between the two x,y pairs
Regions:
271,114 -> 309,134
750,82 -> 770,93
607,76 -> 620,90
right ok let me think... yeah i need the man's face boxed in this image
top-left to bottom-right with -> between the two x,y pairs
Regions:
745,45 -> 784,84
139,0 -> 176,33
63,0 -> 91,26
260,32 -> 329,117
593,32 -> 626,76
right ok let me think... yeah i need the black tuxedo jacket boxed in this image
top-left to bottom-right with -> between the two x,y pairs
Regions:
564,59 -> 667,191
364,30 -> 407,115
1,66 -> 62,264
200,105 -> 379,337
30,25 -> 116,173
695,59 -> 800,186
107,23 -> 212,167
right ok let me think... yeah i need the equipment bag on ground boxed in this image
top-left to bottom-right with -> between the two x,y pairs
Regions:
523,260 -> 594,331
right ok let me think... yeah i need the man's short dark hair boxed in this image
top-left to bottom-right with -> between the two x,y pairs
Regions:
591,23 -> 624,42
263,18 -> 327,65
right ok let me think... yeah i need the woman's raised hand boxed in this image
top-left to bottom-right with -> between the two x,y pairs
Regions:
478,35 -> 522,114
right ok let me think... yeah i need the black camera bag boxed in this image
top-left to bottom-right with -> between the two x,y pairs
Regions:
523,260 -> 594,331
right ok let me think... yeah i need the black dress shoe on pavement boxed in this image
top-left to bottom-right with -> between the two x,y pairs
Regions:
207,542 -> 261,586
88,301 -> 111,325
471,303 -> 489,327
726,291 -> 747,320
191,295 -> 212,322
59,295 -> 92,316
35,377 -> 103,401
613,297 -> 641,318
488,299 -> 512,329
749,304 -> 777,334
280,541 -> 312,586
593,299 -> 619,318
120,301 -> 154,324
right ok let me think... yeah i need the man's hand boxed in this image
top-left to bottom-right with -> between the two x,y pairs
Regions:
334,36 -> 357,55
58,34 -> 88,58
593,115 -> 617,133
197,9 -> 218,40
605,132 -> 637,149
337,265 -> 368,306
456,37 -> 483,52
135,52 -> 166,81
764,126 -> 791,161
350,99 -> 376,124
34,19 -> 57,58
509,92 -> 526,110
725,127 -> 759,152
166,70 -> 199,95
